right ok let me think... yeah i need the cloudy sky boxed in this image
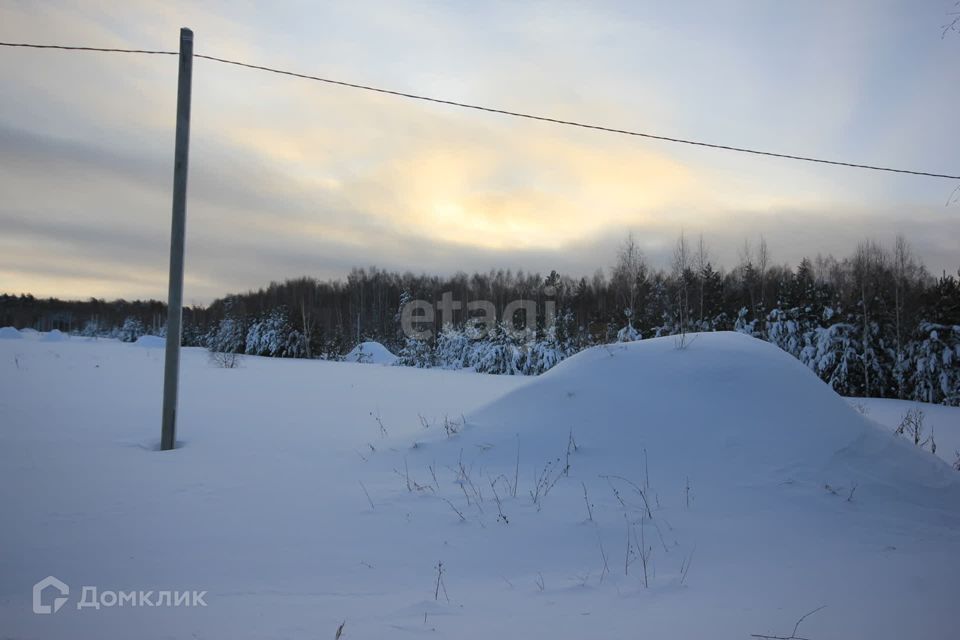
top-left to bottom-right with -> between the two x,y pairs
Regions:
1,1 -> 958,304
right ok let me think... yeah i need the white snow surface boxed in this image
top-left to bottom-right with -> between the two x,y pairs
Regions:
40,329 -> 69,342
849,396 -> 960,467
0,326 -> 23,339
133,335 -> 166,349
1,331 -> 957,639
344,340 -> 398,364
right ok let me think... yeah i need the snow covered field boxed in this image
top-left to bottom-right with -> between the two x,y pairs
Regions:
1,330 -> 958,639
848,397 -> 960,468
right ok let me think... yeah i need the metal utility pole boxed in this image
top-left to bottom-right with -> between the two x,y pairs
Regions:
161,27 -> 194,451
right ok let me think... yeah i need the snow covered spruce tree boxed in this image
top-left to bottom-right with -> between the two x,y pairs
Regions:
396,335 -> 434,368
435,324 -> 470,369
766,307 -> 803,359
802,315 -> 861,395
206,313 -> 246,368
525,322 -> 572,374
909,323 -> 960,406
849,240 -> 893,398
118,316 -> 145,342
245,308 -> 305,358
470,322 -> 527,375
394,290 -> 435,368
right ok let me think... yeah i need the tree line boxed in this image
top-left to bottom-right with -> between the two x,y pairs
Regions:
2,233 -> 958,404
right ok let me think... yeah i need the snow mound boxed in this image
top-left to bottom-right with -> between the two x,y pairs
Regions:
133,335 -> 166,348
345,341 -> 397,365
443,332 -> 956,504
0,326 -> 23,339
40,329 -> 69,342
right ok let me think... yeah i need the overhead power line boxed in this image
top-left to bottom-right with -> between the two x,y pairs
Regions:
1,40 -> 958,181
0,42 -> 177,56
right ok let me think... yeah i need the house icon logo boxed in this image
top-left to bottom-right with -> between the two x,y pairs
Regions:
33,576 -> 69,614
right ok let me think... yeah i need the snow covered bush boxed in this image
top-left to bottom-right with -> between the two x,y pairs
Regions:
118,316 -> 145,343
616,322 -> 640,343
206,316 -> 245,368
733,307 -> 758,338
894,407 -> 934,451
80,318 -> 102,338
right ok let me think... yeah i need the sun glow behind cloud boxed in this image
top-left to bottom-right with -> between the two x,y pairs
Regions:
0,1 -> 958,302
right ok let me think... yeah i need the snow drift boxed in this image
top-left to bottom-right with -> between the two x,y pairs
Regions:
133,335 -> 166,348
391,332 -> 960,638
345,341 -> 397,365
40,329 -> 68,342
430,332 -> 956,511
0,326 -> 22,339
